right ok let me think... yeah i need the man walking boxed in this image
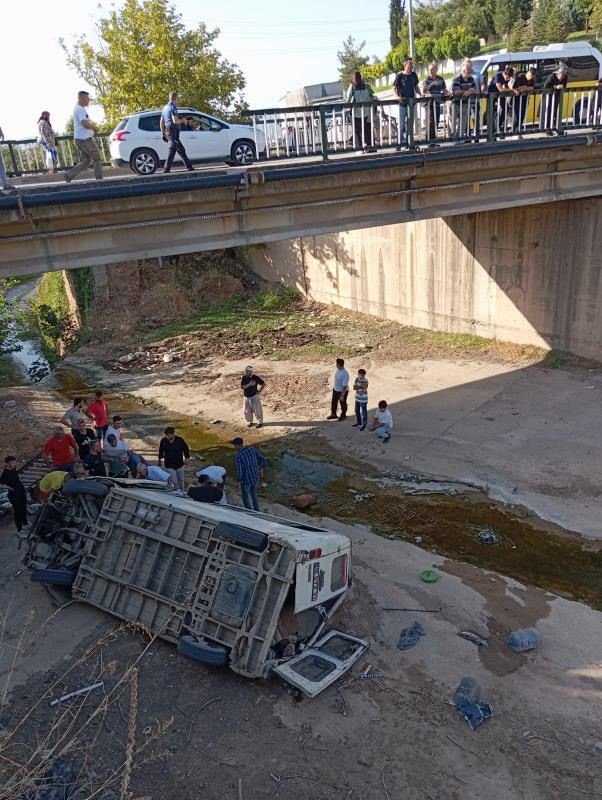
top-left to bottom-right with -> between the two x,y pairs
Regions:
232,437 -> 267,512
160,91 -> 194,173
64,91 -> 103,183
0,456 -> 28,532
0,125 -> 15,192
327,358 -> 350,421
241,366 -> 265,428
158,426 -> 190,491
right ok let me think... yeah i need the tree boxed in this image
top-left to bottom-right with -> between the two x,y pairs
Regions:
0,280 -> 22,358
436,26 -> 480,59
530,0 -> 573,43
591,0 -> 602,30
337,35 -> 370,82
389,0 -> 406,48
508,17 -> 535,48
60,0 -> 246,126
462,1 -> 493,39
494,0 -> 521,36
415,36 -> 438,65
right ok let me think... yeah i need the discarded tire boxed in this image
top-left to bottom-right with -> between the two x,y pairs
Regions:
31,568 -> 76,587
62,479 -> 108,498
213,522 -> 267,551
177,635 -> 228,666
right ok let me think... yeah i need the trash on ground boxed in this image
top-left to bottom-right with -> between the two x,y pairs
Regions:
397,621 -> 426,651
419,569 -> 440,583
506,627 -> 541,653
458,630 -> 489,648
210,419 -> 222,424
49,681 -> 104,706
290,494 -> 317,510
453,677 -> 493,730
352,492 -> 375,503
473,527 -> 500,545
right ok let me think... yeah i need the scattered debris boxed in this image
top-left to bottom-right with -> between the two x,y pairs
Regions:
352,492 -> 375,503
419,569 -> 440,583
473,527 -> 500,545
506,628 -> 541,653
3,399 -> 16,408
458,631 -> 489,648
383,606 -> 442,613
453,677 -> 493,730
210,419 -> 222,425
49,681 -> 104,706
397,621 -> 426,651
360,665 -> 386,679
290,494 -> 317,510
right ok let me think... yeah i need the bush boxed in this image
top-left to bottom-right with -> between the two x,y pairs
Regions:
251,286 -> 302,311
28,272 -> 78,363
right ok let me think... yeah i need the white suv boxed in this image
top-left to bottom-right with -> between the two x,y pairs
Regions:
110,107 -> 266,175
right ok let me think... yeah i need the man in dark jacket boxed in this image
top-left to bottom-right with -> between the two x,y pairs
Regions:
158,426 -> 190,491
0,456 -> 28,532
393,57 -> 421,146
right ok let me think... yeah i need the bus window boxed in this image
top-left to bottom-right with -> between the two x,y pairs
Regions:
567,55 -> 599,84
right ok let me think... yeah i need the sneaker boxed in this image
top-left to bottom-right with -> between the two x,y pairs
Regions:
255,423 -> 263,429
383,434 -> 391,443
247,422 -> 255,428
352,422 -> 361,428
338,415 -> 347,422
360,425 -> 367,431
326,415 -> 338,420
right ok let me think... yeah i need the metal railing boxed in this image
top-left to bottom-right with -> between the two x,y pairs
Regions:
0,134 -> 112,177
244,86 -> 602,161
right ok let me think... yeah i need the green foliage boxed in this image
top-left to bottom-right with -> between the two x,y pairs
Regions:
590,0 -> 602,30
415,37 -> 438,65
70,267 -> 95,324
494,0 -> 521,35
508,17 -> 535,48
389,0 -> 406,47
362,61 -> 389,80
250,287 -> 302,311
60,0 -> 246,126
436,26 -> 480,59
28,273 -> 78,363
461,0 -> 493,38
531,0 -> 573,43
337,35 -> 370,83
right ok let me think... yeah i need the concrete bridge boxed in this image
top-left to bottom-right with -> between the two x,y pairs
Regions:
1,134 -> 602,278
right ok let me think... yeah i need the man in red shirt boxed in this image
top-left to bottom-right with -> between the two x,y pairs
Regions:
87,390 -> 110,444
43,427 -> 78,472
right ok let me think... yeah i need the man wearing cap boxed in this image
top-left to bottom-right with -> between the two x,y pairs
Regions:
64,91 -> 103,183
543,63 -> 568,132
241,366 -> 265,429
231,437 -> 267,512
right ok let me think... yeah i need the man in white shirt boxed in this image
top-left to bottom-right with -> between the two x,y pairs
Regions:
369,400 -> 394,442
137,462 -> 175,490
64,91 -> 103,183
327,358 -> 350,422
196,465 -> 228,504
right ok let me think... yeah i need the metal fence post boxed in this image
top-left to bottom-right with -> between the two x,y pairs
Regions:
407,100 -> 415,149
319,107 -> 329,162
486,95 -> 495,143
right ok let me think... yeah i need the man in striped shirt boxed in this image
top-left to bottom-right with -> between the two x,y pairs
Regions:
232,437 -> 267,512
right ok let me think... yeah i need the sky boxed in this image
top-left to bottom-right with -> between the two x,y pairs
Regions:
1,0 -> 390,139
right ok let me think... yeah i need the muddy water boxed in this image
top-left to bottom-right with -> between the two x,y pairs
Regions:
53,365 -> 602,611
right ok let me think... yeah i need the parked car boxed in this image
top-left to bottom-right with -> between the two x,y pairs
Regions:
22,477 -> 366,697
110,108 -> 267,175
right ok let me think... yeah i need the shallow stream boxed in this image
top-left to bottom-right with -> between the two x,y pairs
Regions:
49,363 -> 602,611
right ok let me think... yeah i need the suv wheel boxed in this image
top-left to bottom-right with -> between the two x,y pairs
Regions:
230,140 -> 256,165
131,148 -> 159,175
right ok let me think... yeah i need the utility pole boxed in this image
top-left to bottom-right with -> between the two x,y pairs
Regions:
407,0 -> 415,60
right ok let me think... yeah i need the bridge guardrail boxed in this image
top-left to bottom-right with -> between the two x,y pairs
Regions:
0,134 -> 112,177
244,87 -> 602,161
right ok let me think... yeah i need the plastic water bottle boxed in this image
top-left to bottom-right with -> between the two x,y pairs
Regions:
506,628 -> 541,653
453,677 -> 480,707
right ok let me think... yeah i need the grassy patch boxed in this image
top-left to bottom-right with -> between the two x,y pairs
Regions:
249,286 -> 302,311
28,272 -> 78,364
0,355 -> 21,387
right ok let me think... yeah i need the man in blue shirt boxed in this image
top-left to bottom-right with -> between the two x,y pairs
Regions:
160,91 -> 194,174
232,437 -> 267,512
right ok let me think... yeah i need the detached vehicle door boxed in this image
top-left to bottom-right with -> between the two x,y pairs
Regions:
272,631 -> 368,697
179,113 -> 227,161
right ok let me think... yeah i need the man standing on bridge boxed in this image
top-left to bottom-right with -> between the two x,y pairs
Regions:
0,125 -> 15,192
64,91 -> 104,183
160,91 -> 194,174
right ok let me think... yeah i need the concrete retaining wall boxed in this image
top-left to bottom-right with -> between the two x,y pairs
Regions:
248,198 -> 602,359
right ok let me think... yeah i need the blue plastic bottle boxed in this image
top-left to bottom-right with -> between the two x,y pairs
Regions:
506,628 -> 541,653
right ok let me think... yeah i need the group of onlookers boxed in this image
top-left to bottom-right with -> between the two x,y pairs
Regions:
345,57 -> 585,149
327,358 -> 394,442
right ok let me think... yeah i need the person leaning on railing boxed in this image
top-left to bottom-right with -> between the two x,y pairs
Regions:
0,125 -> 15,192
451,64 -> 479,142
422,63 -> 448,145
512,67 -> 536,137
345,70 -> 376,151
542,63 -> 568,133
393,56 -> 421,148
